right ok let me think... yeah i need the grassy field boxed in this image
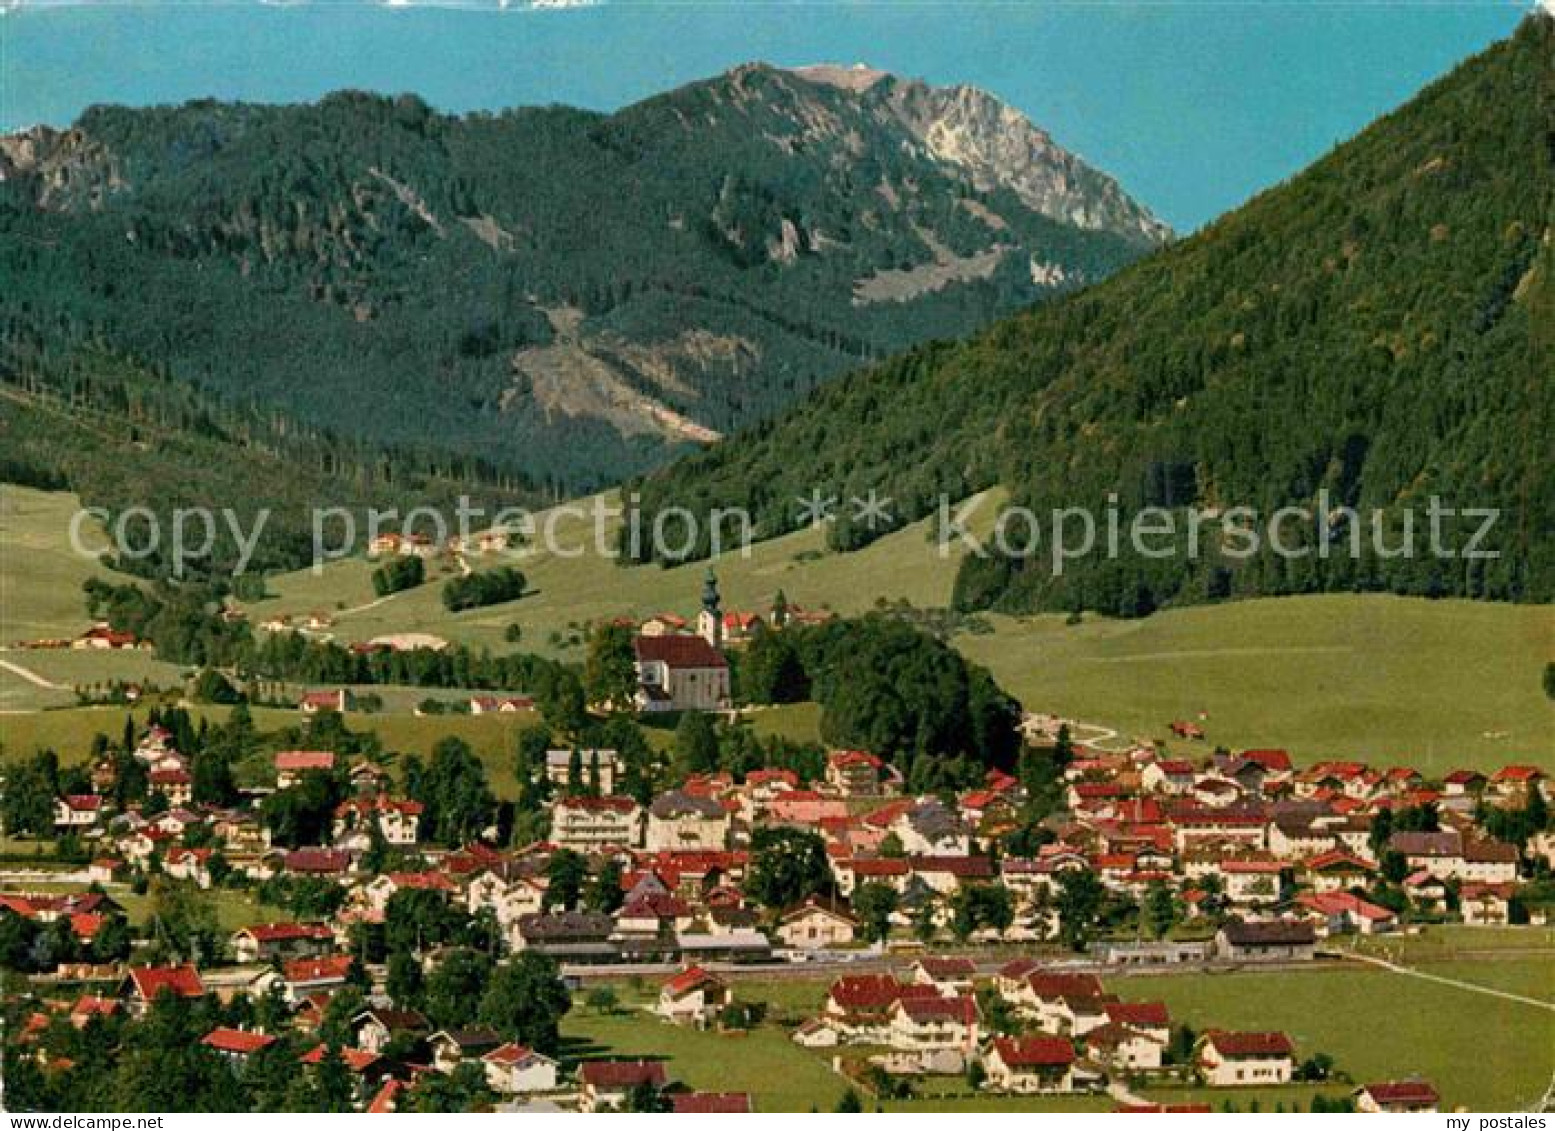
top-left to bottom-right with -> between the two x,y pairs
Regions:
0,702 -> 542,796
561,977 -> 1112,1112
234,489 -> 995,659
3,485 -> 1551,773
0,486 -> 118,644
1118,960 -> 1555,1111
562,956 -> 1554,1112
958,596 -> 1554,773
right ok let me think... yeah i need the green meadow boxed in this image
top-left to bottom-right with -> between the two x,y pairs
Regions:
2,485 -> 1551,775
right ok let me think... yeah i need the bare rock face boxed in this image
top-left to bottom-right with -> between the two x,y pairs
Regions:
792,62 -> 1170,243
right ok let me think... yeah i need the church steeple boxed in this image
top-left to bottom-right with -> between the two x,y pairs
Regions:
698,567 -> 724,649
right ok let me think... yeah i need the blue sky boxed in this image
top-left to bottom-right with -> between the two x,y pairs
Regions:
0,1 -> 1527,230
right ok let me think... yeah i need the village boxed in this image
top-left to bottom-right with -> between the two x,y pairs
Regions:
1,574 -> 1551,1114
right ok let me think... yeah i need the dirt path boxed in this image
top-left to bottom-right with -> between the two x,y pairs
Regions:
0,656 -> 66,690
1343,951 -> 1555,1011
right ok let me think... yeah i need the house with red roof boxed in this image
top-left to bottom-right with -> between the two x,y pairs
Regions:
577,1059 -> 667,1112
123,964 -> 204,1014
887,993 -> 979,1054
52,794 -> 103,830
1442,769 -> 1488,797
1085,1020 -> 1166,1072
1489,765 -> 1546,799
1105,1001 -> 1171,1044
333,795 -> 423,846
1296,891 -> 1398,935
281,954 -> 356,1001
283,848 -> 354,879
468,694 -> 534,715
481,1042 -> 559,1095
826,750 -> 886,797
1302,849 -> 1377,892
230,921 -> 337,964
1140,760 -> 1197,796
274,750 -> 337,788
68,996 -> 120,1029
1197,1030 -> 1295,1087
655,965 -> 730,1027
1459,882 -> 1517,926
297,689 -> 354,716
1354,1079 -> 1440,1113
147,768 -> 193,806
202,1026 -> 277,1068
982,1035 -> 1083,1093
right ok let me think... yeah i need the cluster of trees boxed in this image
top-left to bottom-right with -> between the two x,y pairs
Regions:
441,566 -> 526,612
1,935 -> 570,1113
371,555 -> 425,597
0,64 -> 1151,553
736,615 -> 1022,778
628,19 -> 1555,613
81,578 -> 586,721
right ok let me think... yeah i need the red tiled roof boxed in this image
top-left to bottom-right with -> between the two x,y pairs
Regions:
1361,1080 -> 1440,1106
1239,749 -> 1293,772
1026,973 -> 1105,1000
237,922 -> 335,944
482,1042 -> 540,1066
662,965 -> 724,998
992,1036 -> 1075,1068
896,995 -> 977,1025
203,1027 -> 277,1055
299,1044 -> 381,1072
827,975 -> 935,1011
127,964 -> 204,1001
1491,765 -> 1544,783
1106,1002 -> 1169,1027
578,1059 -> 667,1089
275,751 -> 337,772
916,956 -> 976,978
284,848 -> 351,873
284,954 -> 355,984
632,635 -> 727,669
1204,1030 -> 1294,1058
908,855 -> 995,878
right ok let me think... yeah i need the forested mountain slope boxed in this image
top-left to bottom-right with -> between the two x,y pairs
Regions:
628,16 -> 1555,614
1,63 -> 1163,496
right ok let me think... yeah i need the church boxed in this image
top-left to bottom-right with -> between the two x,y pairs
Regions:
632,569 -> 731,713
